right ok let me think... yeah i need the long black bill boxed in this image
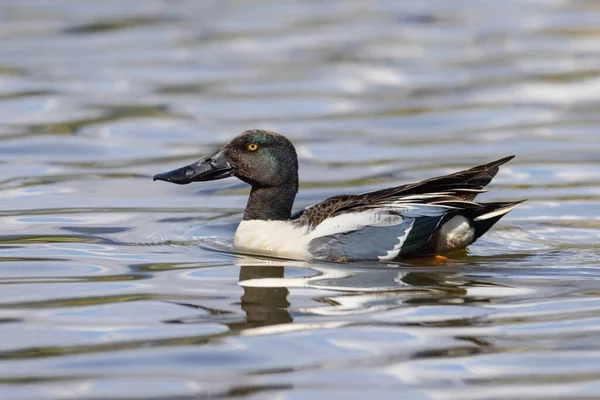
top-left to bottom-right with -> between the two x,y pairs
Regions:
153,150 -> 234,185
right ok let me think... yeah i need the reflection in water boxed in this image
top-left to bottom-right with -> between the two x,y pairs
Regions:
161,261 -> 294,331
234,265 -> 292,329
235,259 -> 529,321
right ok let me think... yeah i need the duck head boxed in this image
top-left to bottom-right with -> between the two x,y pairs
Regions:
153,129 -> 299,191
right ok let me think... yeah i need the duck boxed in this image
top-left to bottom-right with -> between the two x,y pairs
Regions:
153,129 -> 524,262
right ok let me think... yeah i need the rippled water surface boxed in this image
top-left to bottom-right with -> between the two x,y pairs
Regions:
1,0 -> 600,398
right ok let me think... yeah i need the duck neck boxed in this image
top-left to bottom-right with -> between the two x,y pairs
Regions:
243,183 -> 297,221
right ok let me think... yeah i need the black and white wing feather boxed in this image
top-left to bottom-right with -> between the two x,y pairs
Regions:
292,155 -> 514,229
306,205 -> 451,261
292,156 -> 518,260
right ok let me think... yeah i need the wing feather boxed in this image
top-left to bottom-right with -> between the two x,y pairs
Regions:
295,156 -> 514,229
307,206 -> 450,261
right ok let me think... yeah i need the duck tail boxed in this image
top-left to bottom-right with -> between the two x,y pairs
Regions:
470,200 -> 526,239
461,155 -> 515,189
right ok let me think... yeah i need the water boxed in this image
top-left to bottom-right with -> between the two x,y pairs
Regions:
1,0 -> 600,398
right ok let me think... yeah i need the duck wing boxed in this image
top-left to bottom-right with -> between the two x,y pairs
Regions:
293,156 -> 516,261
305,206 -> 451,261
293,155 -> 514,229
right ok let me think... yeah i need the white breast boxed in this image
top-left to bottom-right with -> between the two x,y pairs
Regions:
234,220 -> 311,259
436,215 -> 475,253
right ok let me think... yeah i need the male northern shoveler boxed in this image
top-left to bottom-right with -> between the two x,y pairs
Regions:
154,129 -> 524,262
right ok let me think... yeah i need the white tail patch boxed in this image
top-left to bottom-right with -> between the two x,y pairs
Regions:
474,203 -> 521,221
437,215 -> 475,253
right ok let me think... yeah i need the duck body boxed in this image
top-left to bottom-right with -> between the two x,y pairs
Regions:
154,129 -> 524,262
234,179 -> 521,262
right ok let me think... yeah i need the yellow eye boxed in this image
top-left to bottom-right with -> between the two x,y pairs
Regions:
248,143 -> 258,151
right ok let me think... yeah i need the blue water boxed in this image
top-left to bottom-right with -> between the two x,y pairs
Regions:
1,0 -> 600,398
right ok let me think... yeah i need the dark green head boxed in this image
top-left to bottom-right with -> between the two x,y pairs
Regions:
153,129 -> 299,193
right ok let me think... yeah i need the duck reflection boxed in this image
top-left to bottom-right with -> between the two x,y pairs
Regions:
233,257 -> 476,319
228,265 -> 292,330
162,261 -> 294,330
166,256 -> 509,331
